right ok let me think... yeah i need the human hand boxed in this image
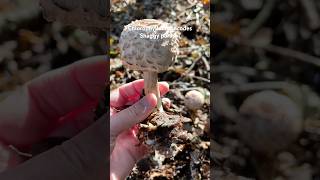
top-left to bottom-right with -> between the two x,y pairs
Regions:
0,56 -> 108,179
110,79 -> 169,180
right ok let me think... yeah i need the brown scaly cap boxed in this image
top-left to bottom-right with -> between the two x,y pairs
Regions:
119,19 -> 180,73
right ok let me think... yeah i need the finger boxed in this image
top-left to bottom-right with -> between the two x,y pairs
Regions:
110,93 -> 157,137
0,115 -> 108,180
110,130 -> 148,180
0,56 -> 107,146
110,79 -> 169,108
28,56 -> 107,121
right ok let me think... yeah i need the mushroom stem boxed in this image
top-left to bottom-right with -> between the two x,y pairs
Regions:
143,71 -> 163,112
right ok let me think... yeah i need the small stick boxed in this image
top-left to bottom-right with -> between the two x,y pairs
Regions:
242,0 -> 277,37
201,57 -> 210,71
184,57 -> 201,75
238,40 -> 320,67
215,65 -> 257,77
221,81 -> 297,93
300,0 -> 320,30
188,75 -> 210,83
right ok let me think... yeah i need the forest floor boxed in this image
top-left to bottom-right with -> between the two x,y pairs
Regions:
214,0 -> 320,179
0,0 -> 106,98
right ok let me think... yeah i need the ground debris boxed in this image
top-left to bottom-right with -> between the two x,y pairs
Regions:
138,111 -> 192,157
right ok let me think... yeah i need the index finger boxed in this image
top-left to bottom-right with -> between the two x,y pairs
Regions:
110,79 -> 169,108
0,56 -> 107,146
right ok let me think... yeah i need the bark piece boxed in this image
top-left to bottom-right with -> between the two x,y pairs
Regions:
138,111 -> 192,158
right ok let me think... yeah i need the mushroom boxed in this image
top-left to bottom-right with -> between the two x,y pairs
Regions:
119,19 -> 180,111
238,90 -> 303,154
184,90 -> 205,111
238,90 -> 303,180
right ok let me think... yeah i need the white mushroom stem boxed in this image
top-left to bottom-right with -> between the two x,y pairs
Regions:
143,71 -> 163,112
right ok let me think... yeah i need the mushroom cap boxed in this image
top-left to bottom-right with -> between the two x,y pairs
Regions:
238,90 -> 303,154
184,90 -> 205,111
119,19 -> 180,73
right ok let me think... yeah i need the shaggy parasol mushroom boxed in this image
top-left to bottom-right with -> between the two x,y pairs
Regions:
119,20 -> 193,158
119,19 -> 180,112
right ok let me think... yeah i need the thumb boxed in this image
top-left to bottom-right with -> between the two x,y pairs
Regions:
110,93 -> 157,138
0,116 -> 108,180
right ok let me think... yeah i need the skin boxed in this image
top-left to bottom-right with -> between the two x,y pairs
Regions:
0,57 -> 170,180
110,79 -> 169,180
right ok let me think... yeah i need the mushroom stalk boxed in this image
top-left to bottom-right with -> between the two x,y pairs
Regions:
143,71 -> 163,112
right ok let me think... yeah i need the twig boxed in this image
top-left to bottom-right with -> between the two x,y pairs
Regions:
169,81 -> 192,86
179,44 -> 210,51
215,65 -> 257,77
238,40 -> 320,67
201,57 -> 210,71
184,56 -> 201,75
221,81 -> 297,93
176,87 -> 203,92
187,74 -> 210,83
177,2 -> 197,18
174,72 -> 210,83
215,65 -> 278,81
173,56 -> 201,82
300,0 -> 320,30
242,0 -> 277,37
